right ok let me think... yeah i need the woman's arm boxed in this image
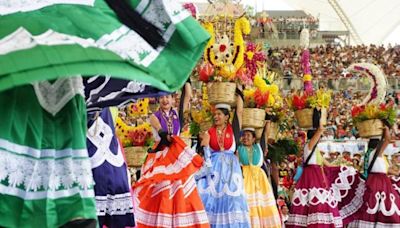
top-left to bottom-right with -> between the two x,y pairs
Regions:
262,121 -> 271,156
378,127 -> 391,157
182,82 -> 192,114
308,126 -> 324,151
149,114 -> 162,132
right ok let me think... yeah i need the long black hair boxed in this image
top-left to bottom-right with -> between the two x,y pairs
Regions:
105,0 -> 165,48
216,107 -> 230,119
306,108 -> 321,140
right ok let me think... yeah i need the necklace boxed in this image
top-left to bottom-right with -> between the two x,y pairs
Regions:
161,109 -> 174,134
216,125 -> 226,151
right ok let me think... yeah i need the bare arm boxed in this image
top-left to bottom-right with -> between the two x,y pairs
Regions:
149,114 -> 162,132
263,121 -> 271,156
182,82 -> 192,114
307,126 -> 324,151
378,127 -> 391,157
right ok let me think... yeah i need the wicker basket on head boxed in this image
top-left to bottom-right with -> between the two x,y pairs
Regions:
207,82 -> 236,106
124,146 -> 148,167
242,108 -> 266,128
295,108 -> 327,129
356,119 -> 383,138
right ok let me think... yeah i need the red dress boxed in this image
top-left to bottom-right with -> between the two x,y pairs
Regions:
133,136 -> 210,228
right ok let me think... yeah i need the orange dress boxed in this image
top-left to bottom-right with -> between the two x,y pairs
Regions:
133,136 -> 210,228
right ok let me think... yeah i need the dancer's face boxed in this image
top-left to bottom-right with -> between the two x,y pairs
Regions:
213,109 -> 228,126
242,131 -> 255,146
159,95 -> 173,111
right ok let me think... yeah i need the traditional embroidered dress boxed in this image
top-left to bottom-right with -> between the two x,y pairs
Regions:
87,108 -> 135,228
153,108 -> 181,138
287,144 -> 343,228
238,144 -> 282,228
133,136 -> 209,228
196,125 -> 251,228
0,0 -> 209,93
0,78 -> 96,228
348,151 -> 400,228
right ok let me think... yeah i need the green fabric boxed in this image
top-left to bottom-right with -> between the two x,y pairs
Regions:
0,194 -> 96,228
0,84 -> 86,150
0,0 -> 209,92
238,144 -> 262,166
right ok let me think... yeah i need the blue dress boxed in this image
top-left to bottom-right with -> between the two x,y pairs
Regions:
87,108 -> 135,228
196,127 -> 250,228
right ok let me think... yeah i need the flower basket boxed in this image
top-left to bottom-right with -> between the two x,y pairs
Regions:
268,122 -> 278,140
294,108 -> 327,129
242,108 -> 266,128
356,119 -> 383,138
208,82 -> 236,106
124,146 -> 148,167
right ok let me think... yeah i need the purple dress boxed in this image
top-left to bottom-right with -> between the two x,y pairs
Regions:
87,108 -> 135,228
153,109 -> 180,136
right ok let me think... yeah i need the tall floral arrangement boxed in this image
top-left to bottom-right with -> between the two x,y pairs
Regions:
243,74 -> 280,109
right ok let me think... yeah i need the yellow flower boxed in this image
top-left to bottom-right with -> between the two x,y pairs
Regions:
365,104 -> 378,119
303,74 -> 312,82
268,95 -> 275,106
246,51 -> 254,60
254,75 -> 268,93
269,84 -> 279,95
243,88 -> 256,99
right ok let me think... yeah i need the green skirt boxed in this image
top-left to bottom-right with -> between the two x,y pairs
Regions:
0,77 -> 96,228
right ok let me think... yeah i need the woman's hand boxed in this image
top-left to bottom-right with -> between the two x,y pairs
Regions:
201,132 -> 210,147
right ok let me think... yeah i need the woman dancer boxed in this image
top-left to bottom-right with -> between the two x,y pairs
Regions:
349,127 -> 400,227
196,98 -> 251,227
238,123 -> 282,228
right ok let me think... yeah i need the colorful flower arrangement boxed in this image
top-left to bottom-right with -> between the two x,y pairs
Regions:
127,98 -> 149,117
243,74 -> 280,109
289,89 -> 332,111
199,16 -> 251,83
241,42 -> 266,84
115,117 -> 154,147
190,99 -> 214,135
351,103 -> 396,126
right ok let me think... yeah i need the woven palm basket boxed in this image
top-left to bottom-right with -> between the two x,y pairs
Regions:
295,108 -> 327,129
356,119 -> 383,138
124,146 -> 147,167
207,82 -> 236,106
242,108 -> 266,128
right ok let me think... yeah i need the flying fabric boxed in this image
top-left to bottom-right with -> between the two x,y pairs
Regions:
0,0 -> 209,92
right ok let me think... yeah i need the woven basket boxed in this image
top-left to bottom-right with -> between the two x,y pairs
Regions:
242,108 -> 266,128
295,108 -> 327,129
207,82 -> 236,106
356,119 -> 383,138
268,122 -> 278,140
124,146 -> 148,167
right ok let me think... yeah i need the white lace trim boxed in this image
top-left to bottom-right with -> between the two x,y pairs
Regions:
0,145 -> 94,200
0,0 -> 95,15
32,77 -> 84,116
366,192 -> 400,216
136,207 -> 209,227
95,192 -> 134,216
197,172 -> 245,198
87,117 -> 125,168
339,177 -> 365,219
330,166 -> 357,201
141,147 -> 197,180
348,220 -> 400,228
148,175 -> 196,199
0,0 -> 190,66
292,187 -> 338,208
247,192 -> 277,208
207,211 -> 250,225
287,213 -> 343,227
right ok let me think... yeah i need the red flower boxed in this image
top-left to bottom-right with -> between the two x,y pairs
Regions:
351,106 -> 364,117
292,95 -> 306,110
254,89 -> 269,108
199,63 -> 214,82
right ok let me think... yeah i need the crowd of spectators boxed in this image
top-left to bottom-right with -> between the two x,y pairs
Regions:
270,44 -> 400,80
